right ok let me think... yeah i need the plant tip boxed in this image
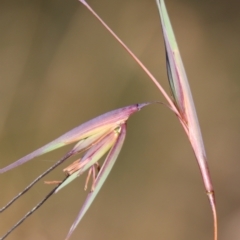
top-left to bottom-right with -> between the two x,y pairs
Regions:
137,101 -> 160,110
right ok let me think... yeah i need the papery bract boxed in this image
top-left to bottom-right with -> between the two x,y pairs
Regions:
0,103 -> 150,174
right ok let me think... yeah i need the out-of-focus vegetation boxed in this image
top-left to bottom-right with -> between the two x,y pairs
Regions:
0,0 -> 240,239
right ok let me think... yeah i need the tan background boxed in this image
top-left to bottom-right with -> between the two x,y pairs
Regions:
0,0 -> 240,239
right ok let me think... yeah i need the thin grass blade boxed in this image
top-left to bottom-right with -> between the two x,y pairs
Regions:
0,103 -> 149,174
156,1 -> 217,239
65,124 -> 127,240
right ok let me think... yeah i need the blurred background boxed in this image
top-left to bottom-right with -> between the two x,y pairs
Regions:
0,0 -> 240,239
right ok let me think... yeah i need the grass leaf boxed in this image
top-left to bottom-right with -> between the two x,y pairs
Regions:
156,1 -> 217,239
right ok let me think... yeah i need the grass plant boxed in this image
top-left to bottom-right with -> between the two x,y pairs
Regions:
0,1 -> 217,240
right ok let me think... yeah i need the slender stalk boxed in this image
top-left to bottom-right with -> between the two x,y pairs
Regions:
78,0 -> 191,142
208,191 -> 218,240
79,0 -> 179,116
